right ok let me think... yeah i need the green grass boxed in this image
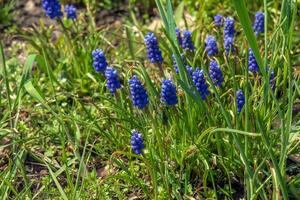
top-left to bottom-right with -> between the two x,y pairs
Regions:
0,0 -> 15,29
0,0 -> 300,199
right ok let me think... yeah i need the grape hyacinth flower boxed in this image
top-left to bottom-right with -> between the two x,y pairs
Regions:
236,89 -> 245,113
175,28 -> 183,46
42,0 -> 63,19
224,17 -> 235,55
131,130 -> 145,155
209,60 -> 224,87
253,12 -> 264,36
224,36 -> 234,54
128,75 -> 149,109
104,67 -> 121,94
64,4 -> 77,20
92,49 -> 108,73
161,79 -> 178,106
214,14 -> 223,27
224,17 -> 235,38
192,68 -> 210,100
205,35 -> 218,57
144,32 -> 163,64
248,48 -> 259,73
182,30 -> 195,52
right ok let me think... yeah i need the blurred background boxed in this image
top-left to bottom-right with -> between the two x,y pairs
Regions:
1,0 -> 270,31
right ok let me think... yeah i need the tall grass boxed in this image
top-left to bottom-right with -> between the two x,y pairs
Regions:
0,0 -> 299,199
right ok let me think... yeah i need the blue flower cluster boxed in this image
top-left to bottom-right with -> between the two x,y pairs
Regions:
236,89 -> 245,113
224,17 -> 235,54
144,32 -> 163,64
105,67 -> 121,94
129,75 -> 149,109
85,11 -> 279,156
42,0 -> 63,19
161,79 -> 178,106
182,30 -> 195,52
131,130 -> 145,155
205,35 -> 218,57
253,12 -> 264,36
214,14 -> 223,27
224,17 -> 235,38
192,68 -> 210,100
224,36 -> 234,54
64,4 -> 77,20
92,49 -> 121,94
248,48 -> 259,73
92,49 -> 108,73
209,61 -> 224,87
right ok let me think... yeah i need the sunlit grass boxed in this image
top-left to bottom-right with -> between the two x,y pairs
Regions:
0,0 -> 299,199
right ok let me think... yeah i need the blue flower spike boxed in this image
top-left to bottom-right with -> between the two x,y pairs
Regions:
224,36 -> 234,55
182,30 -> 195,52
128,75 -> 149,109
131,130 -> 145,155
224,17 -> 235,55
224,17 -> 235,38
236,89 -> 245,113
205,35 -> 218,57
161,79 -> 178,106
253,12 -> 264,36
42,0 -> 63,19
105,67 -> 121,94
144,32 -> 163,64
192,68 -> 210,100
92,49 -> 108,73
209,60 -> 224,87
64,4 -> 77,20
214,14 -> 223,27
248,48 -> 259,73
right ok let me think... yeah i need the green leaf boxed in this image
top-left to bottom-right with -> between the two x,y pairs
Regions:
45,164 -> 69,200
140,64 -> 158,97
24,81 -> 46,104
155,0 -> 169,33
211,128 -> 261,137
13,54 -> 37,110
35,54 -> 61,86
231,0 -> 265,76
125,22 -> 136,59
23,55 -> 36,79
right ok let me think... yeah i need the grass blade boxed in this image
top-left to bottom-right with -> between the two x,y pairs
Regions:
45,164 -> 69,200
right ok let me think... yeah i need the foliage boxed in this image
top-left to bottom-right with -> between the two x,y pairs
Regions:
0,0 -> 15,29
0,0 -> 300,199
